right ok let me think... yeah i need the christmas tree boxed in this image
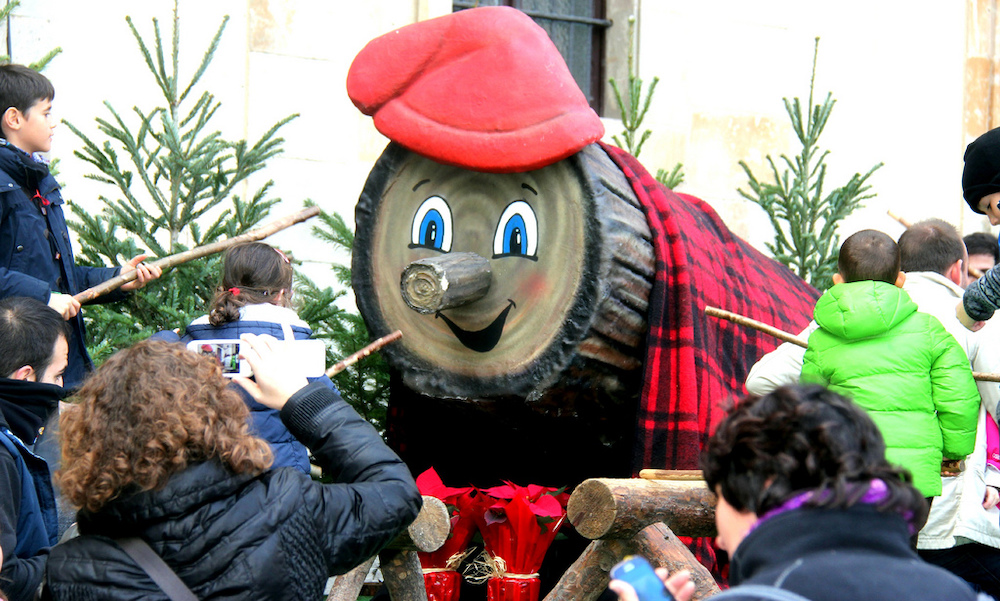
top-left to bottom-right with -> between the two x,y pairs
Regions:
739,39 -> 881,290
66,2 -> 294,361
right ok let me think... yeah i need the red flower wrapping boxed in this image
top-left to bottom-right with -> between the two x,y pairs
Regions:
424,570 -> 462,601
471,482 -> 568,601
486,576 -> 540,601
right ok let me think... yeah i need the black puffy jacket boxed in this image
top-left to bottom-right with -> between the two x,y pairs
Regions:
42,382 -> 422,600
726,503 -> 980,601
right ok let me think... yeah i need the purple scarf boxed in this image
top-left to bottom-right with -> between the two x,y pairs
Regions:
750,479 -> 918,535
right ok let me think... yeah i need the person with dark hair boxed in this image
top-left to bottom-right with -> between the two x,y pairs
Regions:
0,64 -> 160,391
43,335 -> 421,600
152,242 -> 333,472
964,232 -> 999,282
899,218 -> 969,276
835,228 -> 903,285
610,385 -> 986,601
801,229 -> 979,498
745,220 -> 1000,595
959,127 -> 1000,328
0,297 -> 69,601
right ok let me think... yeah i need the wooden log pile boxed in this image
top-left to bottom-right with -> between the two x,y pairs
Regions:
326,473 -> 723,600
326,495 -> 450,601
543,471 -> 721,601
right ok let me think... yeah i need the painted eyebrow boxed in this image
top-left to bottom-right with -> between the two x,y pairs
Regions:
413,179 -> 431,192
521,183 -> 538,196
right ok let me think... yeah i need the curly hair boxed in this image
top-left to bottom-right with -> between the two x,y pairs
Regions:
57,340 -> 273,513
209,242 -> 294,326
702,385 -> 927,526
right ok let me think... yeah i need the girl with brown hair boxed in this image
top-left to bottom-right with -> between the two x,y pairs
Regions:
43,335 -> 420,600
153,242 -> 334,473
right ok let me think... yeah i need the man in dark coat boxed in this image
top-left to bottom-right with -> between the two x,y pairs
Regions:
0,297 -> 69,601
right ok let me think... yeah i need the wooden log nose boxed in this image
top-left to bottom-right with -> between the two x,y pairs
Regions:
400,252 -> 492,314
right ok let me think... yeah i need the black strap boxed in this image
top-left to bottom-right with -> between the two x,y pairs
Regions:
116,537 -> 198,601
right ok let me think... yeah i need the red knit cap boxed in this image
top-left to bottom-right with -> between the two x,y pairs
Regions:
347,6 -> 604,174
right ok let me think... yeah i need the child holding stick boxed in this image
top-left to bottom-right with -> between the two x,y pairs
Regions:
0,64 -> 160,389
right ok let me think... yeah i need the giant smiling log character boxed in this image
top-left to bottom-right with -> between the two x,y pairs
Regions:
347,5 -> 819,575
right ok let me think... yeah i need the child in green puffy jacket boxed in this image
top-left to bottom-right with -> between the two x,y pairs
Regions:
801,229 -> 980,498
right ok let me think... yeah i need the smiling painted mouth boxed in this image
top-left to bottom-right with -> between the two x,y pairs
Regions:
435,299 -> 516,353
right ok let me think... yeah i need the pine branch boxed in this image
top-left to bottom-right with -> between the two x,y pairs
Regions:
739,38 -> 880,290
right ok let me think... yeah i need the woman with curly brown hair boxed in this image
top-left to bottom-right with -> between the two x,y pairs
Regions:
42,336 -> 421,600
611,385 -> 987,601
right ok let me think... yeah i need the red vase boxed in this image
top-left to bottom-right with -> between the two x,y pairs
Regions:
424,570 -> 462,601
486,576 -> 540,601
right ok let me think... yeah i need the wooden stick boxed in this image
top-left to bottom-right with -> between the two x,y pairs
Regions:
705,305 -> 1000,383
638,469 -> 704,481
74,206 -> 321,303
326,330 -> 403,377
886,209 -> 912,228
704,306 -> 807,347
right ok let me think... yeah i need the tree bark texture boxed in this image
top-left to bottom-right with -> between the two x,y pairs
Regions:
381,549 -> 428,601
567,478 -> 717,540
400,252 -> 492,314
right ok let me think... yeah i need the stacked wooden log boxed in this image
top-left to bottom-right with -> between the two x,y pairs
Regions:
543,472 -> 721,601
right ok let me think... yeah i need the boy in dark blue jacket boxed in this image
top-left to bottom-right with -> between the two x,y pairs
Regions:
0,64 -> 160,390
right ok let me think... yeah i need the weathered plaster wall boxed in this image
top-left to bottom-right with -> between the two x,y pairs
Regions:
3,1 -> 997,292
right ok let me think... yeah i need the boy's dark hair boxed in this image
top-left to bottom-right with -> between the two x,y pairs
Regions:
897,219 -> 964,275
0,64 -> 54,117
964,232 -> 1000,263
837,229 -> 900,284
0,296 -> 69,378
701,385 -> 927,526
208,242 -> 294,326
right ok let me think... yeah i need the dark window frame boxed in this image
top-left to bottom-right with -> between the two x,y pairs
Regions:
453,1 -> 612,115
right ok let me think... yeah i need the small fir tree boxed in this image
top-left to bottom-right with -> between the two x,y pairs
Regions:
66,2 -> 295,361
609,15 -> 684,189
738,38 -> 881,291
0,0 -> 62,69
295,206 -> 389,433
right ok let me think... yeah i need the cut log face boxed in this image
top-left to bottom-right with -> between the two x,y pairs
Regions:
354,142 -> 652,399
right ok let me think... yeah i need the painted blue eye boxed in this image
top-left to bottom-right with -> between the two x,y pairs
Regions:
410,196 -> 452,252
493,200 -> 537,259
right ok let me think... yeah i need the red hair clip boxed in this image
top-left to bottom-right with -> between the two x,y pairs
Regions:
228,287 -> 240,296
275,248 -> 291,264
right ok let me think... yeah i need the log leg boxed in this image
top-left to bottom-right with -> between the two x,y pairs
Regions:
543,539 -> 628,601
627,523 -> 720,600
326,556 -> 375,601
381,549 -> 428,601
543,523 -> 721,601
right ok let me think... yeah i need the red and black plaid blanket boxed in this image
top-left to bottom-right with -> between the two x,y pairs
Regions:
602,143 -> 818,579
601,143 -> 819,472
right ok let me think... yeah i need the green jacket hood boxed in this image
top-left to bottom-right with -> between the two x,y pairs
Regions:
813,281 -> 918,341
